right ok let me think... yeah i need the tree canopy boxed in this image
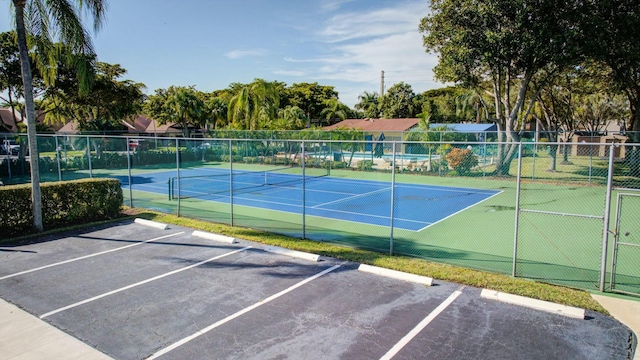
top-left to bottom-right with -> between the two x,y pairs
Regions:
420,0 -> 586,174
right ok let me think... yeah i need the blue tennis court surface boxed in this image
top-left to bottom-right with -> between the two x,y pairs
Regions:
120,168 -> 500,231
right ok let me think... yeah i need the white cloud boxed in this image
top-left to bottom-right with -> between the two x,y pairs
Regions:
272,69 -> 306,77
320,0 -> 355,12
281,1 -> 441,106
224,48 -> 267,59
318,1 -> 427,43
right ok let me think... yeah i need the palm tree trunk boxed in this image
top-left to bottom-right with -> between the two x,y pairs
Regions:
14,0 -> 43,232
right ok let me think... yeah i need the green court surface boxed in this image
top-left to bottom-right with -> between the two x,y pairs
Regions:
112,164 -> 629,292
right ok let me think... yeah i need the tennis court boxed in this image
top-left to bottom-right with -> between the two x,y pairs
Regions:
119,166 -> 501,231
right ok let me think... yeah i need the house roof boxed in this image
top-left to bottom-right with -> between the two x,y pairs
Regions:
143,118 -> 182,134
55,115 -> 184,135
0,108 -> 69,133
427,123 -> 498,132
57,121 -> 81,134
323,118 -> 420,132
0,108 -> 23,132
125,115 -> 153,133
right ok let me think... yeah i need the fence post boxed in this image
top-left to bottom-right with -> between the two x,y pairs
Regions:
512,143 -> 523,277
439,132 -> 443,176
589,133 -> 594,185
229,139 -> 234,226
4,135 -> 11,181
483,133 -> 487,178
600,144 -> 616,292
389,142 -> 397,255
126,136 -> 133,208
87,136 -> 93,178
55,135 -> 62,181
531,141 -> 536,181
302,140 -> 306,239
175,139 -> 180,216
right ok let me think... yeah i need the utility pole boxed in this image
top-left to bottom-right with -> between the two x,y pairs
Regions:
380,70 -> 385,96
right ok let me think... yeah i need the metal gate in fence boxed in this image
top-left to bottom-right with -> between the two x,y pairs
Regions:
610,192 -> 640,296
513,143 -> 608,291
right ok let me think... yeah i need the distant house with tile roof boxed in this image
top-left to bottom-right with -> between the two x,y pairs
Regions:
56,115 -> 184,136
0,108 -> 64,133
0,108 -> 22,133
323,118 -> 421,141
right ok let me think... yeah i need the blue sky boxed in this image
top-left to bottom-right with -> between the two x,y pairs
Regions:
1,0 -> 441,107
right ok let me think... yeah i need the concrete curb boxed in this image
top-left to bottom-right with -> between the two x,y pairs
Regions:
591,294 -> 640,360
358,264 -> 433,286
134,218 -> 168,230
481,289 -> 585,319
263,246 -> 320,262
192,231 -> 237,244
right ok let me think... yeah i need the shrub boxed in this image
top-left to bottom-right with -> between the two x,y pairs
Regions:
357,160 -> 374,171
0,178 -> 123,238
445,147 -> 478,175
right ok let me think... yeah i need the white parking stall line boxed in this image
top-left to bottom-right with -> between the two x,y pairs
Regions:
379,287 -> 464,360
40,246 -> 252,319
147,264 -> 342,360
0,232 -> 185,281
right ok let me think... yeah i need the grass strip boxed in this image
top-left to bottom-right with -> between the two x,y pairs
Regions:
129,208 -> 607,314
0,206 -> 608,314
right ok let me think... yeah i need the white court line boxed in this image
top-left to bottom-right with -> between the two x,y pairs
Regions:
0,232 -> 185,281
415,190 -> 504,232
309,176 -> 499,194
311,187 -> 389,208
380,287 -> 463,360
147,264 -> 342,360
40,246 -> 252,319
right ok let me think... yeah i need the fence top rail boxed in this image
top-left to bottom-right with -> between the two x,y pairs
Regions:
5,133 -> 640,147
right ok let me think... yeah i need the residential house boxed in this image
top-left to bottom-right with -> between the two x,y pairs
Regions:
323,118 -> 421,141
0,108 -> 61,133
0,108 -> 22,133
56,115 -> 184,137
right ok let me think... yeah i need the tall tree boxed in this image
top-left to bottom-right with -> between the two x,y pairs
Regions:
0,31 -> 26,130
287,82 -> 339,124
10,0 -> 107,231
420,0 -> 584,175
584,0 -> 640,175
41,62 -> 145,131
319,98 -> 348,125
227,79 -> 280,130
204,97 -> 228,130
354,91 -> 380,118
273,106 -> 307,130
378,82 -> 416,118
145,86 -> 205,137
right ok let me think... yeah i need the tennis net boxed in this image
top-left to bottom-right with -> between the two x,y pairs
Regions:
169,166 -> 329,200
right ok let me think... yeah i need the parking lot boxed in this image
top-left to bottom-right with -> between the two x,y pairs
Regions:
0,220 -> 633,359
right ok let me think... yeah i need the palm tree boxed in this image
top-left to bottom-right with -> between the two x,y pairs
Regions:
227,79 -> 280,130
165,87 -> 205,137
11,0 -> 107,231
320,99 -> 348,125
205,97 -> 228,130
355,91 -> 379,118
275,106 -> 307,130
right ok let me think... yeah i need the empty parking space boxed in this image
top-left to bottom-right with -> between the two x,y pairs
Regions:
0,221 -> 633,359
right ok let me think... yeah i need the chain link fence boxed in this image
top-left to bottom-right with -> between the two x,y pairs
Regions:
2,133 -> 639,295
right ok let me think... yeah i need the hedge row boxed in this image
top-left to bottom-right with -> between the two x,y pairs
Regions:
0,178 -> 123,238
